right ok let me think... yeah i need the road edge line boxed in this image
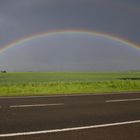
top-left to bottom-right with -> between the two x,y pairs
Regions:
0,120 -> 140,137
0,92 -> 139,99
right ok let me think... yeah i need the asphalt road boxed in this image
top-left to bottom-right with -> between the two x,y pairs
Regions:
0,93 -> 140,140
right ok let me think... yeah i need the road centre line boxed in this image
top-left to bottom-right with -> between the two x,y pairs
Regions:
0,120 -> 140,137
10,103 -> 64,108
106,98 -> 140,103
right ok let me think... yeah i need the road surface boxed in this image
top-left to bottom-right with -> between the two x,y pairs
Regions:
0,93 -> 140,140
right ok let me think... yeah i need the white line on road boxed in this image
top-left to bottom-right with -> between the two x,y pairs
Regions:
0,120 -> 140,137
10,103 -> 64,108
0,92 -> 139,99
106,98 -> 140,103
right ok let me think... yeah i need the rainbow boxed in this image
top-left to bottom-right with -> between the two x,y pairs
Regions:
0,29 -> 140,53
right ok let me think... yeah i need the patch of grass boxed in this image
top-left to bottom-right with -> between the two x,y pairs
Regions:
0,72 -> 140,96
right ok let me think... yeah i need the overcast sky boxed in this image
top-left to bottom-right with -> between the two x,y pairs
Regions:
0,0 -> 140,71
0,0 -> 140,46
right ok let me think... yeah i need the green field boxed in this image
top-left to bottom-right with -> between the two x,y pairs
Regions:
0,72 -> 140,96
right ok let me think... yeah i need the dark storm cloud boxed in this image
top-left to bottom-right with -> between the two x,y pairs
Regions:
0,0 -> 140,72
0,0 -> 140,47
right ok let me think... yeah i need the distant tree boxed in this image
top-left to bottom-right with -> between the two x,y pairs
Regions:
1,70 -> 7,73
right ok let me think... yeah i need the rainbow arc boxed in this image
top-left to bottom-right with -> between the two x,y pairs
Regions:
0,30 -> 140,53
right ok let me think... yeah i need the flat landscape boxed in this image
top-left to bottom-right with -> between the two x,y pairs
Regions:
0,71 -> 140,96
1,1 -> 140,140
0,72 -> 140,139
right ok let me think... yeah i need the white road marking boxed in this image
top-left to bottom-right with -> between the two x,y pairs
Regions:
0,92 -> 139,99
10,103 -> 64,108
0,120 -> 140,137
106,98 -> 140,103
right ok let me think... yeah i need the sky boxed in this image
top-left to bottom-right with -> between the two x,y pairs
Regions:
0,0 -> 140,71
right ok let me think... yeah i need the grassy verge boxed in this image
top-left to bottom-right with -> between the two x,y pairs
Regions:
0,72 -> 140,96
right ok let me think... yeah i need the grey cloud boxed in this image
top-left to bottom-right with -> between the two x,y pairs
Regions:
0,0 -> 140,71
0,3 -> 139,50
0,33 -> 140,71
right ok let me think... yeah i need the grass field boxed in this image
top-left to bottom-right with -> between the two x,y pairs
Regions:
0,72 -> 140,96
